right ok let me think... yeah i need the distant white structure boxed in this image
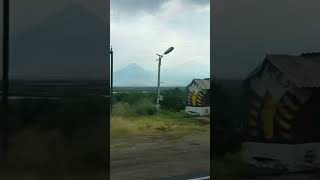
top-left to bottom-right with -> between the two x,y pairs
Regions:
185,78 -> 210,116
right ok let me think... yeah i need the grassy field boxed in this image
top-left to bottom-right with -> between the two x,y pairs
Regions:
0,96 -> 108,178
0,85 -> 210,179
110,86 -> 209,140
111,110 -> 209,140
110,96 -> 210,180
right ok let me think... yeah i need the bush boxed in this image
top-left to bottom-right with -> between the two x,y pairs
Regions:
112,102 -> 131,116
112,98 -> 157,116
160,88 -> 186,112
133,99 -> 157,116
112,92 -> 157,105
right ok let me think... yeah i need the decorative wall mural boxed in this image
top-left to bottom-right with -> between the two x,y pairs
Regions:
247,89 -> 302,142
188,89 -> 206,107
185,79 -> 210,116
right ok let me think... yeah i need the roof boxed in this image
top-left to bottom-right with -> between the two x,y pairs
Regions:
191,79 -> 210,90
265,54 -> 320,88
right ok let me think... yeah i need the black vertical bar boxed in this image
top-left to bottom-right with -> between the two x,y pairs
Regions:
110,46 -> 113,110
2,0 -> 10,163
106,1 -> 111,179
210,0 -> 214,177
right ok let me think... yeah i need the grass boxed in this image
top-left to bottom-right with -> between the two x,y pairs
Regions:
0,97 -> 108,177
0,93 -> 209,178
110,98 -> 209,140
111,110 -> 209,140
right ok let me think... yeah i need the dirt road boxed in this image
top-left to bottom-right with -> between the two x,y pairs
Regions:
110,128 -> 210,180
246,174 -> 320,180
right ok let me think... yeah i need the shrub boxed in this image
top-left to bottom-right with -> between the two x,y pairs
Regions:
112,102 -> 131,116
160,88 -> 186,111
112,92 -> 157,105
132,99 -> 157,116
112,98 -> 157,116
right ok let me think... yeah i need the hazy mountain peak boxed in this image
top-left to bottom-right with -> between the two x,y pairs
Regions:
114,63 -> 156,87
126,63 -> 143,69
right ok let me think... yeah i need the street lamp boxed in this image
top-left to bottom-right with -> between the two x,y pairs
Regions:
156,47 -> 174,112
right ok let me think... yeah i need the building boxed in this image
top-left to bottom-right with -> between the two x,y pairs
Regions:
242,53 -> 320,171
185,78 -> 210,116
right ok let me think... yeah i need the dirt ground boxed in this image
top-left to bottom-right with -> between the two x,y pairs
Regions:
244,174 -> 320,180
110,126 -> 210,180
111,122 -> 319,180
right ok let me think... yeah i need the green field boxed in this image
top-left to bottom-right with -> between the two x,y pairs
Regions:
0,96 -> 108,177
110,86 -> 208,139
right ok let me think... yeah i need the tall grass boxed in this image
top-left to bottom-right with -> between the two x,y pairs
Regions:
0,97 -> 108,175
111,100 -> 208,139
111,115 -> 207,139
112,98 -> 157,117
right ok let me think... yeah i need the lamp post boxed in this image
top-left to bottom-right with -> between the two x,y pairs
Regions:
2,0 -> 10,163
156,47 -> 174,112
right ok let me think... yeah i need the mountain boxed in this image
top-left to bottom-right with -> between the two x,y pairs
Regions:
161,61 -> 210,86
113,63 -> 156,87
10,4 -> 108,80
113,61 -> 210,87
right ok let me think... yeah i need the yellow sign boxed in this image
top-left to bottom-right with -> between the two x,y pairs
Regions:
191,91 -> 197,106
261,92 -> 276,139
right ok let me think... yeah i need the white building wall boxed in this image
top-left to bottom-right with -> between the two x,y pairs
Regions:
185,106 -> 210,116
242,142 -> 320,171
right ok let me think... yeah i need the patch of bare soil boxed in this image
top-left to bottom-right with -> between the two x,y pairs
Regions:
110,127 -> 210,180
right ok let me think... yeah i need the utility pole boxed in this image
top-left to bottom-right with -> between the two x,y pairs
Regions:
155,47 -> 174,113
2,0 -> 10,164
156,54 -> 163,112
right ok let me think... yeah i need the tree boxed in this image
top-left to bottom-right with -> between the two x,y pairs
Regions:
160,88 -> 186,111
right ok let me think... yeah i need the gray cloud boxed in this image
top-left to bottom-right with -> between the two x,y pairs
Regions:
111,0 -> 210,75
111,0 -> 209,15
213,0 -> 320,79
111,0 -> 169,14
187,0 -> 210,5
0,0 -> 108,80
0,0 -> 106,33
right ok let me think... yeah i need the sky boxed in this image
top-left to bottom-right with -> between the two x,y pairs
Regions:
0,0 -> 109,80
2,0 -> 320,80
0,0 -> 104,34
214,0 -> 320,79
110,0 -> 210,72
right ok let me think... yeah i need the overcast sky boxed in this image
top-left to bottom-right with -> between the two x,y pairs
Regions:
4,0 -> 320,80
0,0 -> 107,34
110,0 -> 210,71
214,0 -> 320,79
0,0 -> 108,80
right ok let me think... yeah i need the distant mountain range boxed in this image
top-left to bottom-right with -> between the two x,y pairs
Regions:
113,62 -> 209,87
113,63 -> 155,87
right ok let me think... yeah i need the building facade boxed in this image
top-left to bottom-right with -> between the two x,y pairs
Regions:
185,78 -> 210,116
242,53 -> 320,171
